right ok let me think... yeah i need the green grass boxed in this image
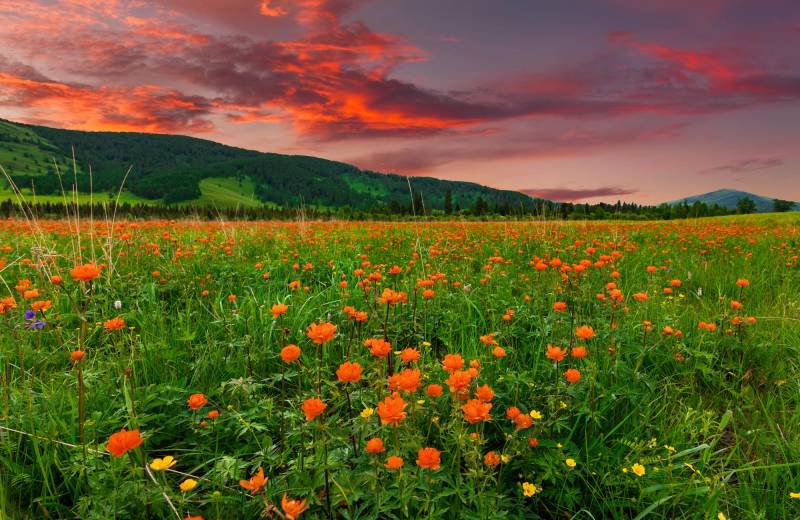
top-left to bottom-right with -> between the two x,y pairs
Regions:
0,120 -> 75,176
0,218 -> 798,519
184,177 -> 266,209
0,187 -> 154,205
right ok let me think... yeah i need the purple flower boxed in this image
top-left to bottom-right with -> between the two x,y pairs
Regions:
28,319 -> 46,330
24,310 -> 36,320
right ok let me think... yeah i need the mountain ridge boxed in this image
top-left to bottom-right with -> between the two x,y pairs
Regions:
0,118 -> 543,213
668,189 -> 796,213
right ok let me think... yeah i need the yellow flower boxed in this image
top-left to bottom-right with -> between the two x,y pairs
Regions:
565,458 -> 576,468
664,445 -> 676,454
622,467 -> 628,473
421,341 -> 431,347
501,454 -> 511,463
179,479 -> 198,492
521,482 -> 538,497
150,455 -> 177,471
529,410 -> 543,420
631,463 -> 645,477
360,407 -> 374,418
716,513 -> 726,520
416,400 -> 425,405
790,491 -> 800,499
556,443 -> 563,449
559,401 -> 567,409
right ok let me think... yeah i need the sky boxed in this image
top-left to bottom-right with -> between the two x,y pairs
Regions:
0,0 -> 799,204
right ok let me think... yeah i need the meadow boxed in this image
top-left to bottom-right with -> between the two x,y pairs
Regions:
0,215 -> 798,519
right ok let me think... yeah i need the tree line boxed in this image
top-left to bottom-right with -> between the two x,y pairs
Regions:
0,195 -> 793,221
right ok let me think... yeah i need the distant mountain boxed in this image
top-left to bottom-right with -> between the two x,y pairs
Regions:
669,189 -> 796,213
0,118 -> 544,212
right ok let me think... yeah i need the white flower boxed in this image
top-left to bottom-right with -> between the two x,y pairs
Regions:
114,300 -> 123,310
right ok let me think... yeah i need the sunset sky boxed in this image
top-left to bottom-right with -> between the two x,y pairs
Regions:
1,0 -> 798,203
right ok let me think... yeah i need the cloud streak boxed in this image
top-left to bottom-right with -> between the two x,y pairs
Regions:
519,187 -> 638,202
698,157 -> 784,175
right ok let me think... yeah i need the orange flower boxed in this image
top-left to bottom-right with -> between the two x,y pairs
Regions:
446,370 -> 473,396
50,275 -> 63,285
271,303 -> 288,319
187,393 -> 208,410
461,399 -> 493,423
564,368 -> 581,383
506,406 -> 521,420
484,451 -> 500,466
239,467 -> 268,494
479,333 -> 498,345
70,350 -> 85,362
571,346 -> 587,359
30,300 -> 51,312
736,278 -> 750,287
306,322 -> 336,344
23,289 -> 39,299
385,455 -> 404,470
632,292 -> 648,302
475,384 -> 494,402
207,410 -> 220,419
442,353 -> 464,372
378,288 -> 407,305
280,344 -> 301,363
103,317 -> 126,332
553,301 -> 567,312
365,438 -> 385,454
106,428 -> 143,457
281,494 -> 308,519
365,338 -> 391,357
70,263 -> 101,282
489,345 -> 507,359
416,447 -> 441,470
400,348 -> 420,364
389,368 -> 421,393
575,325 -> 595,341
514,414 -> 533,430
426,384 -> 443,398
301,397 -> 327,421
546,344 -> 566,362
336,361 -> 363,383
377,393 -> 407,426
422,289 -> 435,299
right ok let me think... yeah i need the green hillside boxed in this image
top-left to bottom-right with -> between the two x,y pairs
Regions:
0,118 -> 539,212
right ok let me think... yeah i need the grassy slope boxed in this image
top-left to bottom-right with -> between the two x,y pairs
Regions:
0,120 -> 76,179
0,187 -> 152,205
187,177 -> 267,209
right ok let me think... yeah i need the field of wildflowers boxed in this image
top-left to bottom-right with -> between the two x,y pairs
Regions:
1,216 -> 799,519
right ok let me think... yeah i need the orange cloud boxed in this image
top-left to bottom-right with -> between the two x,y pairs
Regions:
0,72 -> 214,132
259,0 -> 287,17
